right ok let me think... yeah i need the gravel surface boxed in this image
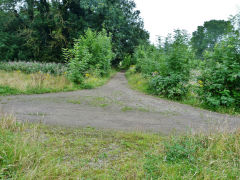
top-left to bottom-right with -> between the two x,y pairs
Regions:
1,72 -> 240,134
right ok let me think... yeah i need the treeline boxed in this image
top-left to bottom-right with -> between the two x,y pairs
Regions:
0,0 -> 149,64
125,14 -> 240,111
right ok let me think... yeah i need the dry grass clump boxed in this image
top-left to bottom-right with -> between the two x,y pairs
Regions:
0,111 -> 21,131
0,70 -> 75,92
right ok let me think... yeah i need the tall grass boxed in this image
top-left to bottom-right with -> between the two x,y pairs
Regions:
0,70 -> 76,95
0,69 -> 116,95
0,61 -> 67,75
1,112 -> 239,179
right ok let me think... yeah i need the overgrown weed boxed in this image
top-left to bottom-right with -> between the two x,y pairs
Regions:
0,69 -> 116,95
0,113 -> 239,179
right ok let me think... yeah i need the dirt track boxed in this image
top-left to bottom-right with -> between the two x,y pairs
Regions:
1,72 -> 240,134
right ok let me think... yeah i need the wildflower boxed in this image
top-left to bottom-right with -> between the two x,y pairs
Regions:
152,71 -> 158,77
198,80 -> 204,87
85,73 -> 90,78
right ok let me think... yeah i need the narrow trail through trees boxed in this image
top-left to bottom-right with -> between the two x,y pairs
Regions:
1,72 -> 240,134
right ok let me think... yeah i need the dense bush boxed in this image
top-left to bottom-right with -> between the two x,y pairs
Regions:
150,74 -> 189,100
118,54 -> 132,70
134,45 -> 166,76
63,29 -> 115,84
198,34 -> 240,108
0,61 -> 67,75
134,30 -> 194,100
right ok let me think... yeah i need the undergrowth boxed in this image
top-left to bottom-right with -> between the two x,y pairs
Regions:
0,70 -> 116,95
126,70 -> 240,115
0,113 -> 239,179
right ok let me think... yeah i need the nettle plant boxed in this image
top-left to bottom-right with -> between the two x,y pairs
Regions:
149,30 -> 194,100
198,34 -> 240,108
63,29 -> 115,84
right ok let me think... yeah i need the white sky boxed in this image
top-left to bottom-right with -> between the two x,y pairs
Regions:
134,0 -> 240,43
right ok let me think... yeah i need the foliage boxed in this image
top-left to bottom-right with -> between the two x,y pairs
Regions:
64,29 -> 114,84
134,44 -> 166,76
0,0 -> 148,63
0,61 -> 67,75
128,24 -> 240,113
118,54 -> 132,69
0,85 -> 20,95
134,30 -> 194,100
81,69 -> 117,89
198,34 -> 240,108
191,20 -> 233,58
1,114 -> 240,179
164,137 -> 199,163
149,74 -> 189,100
230,10 -> 240,35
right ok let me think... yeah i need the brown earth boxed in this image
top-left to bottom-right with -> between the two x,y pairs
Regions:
1,72 -> 240,134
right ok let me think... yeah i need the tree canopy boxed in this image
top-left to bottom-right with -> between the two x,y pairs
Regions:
0,0 -> 149,64
191,20 -> 233,58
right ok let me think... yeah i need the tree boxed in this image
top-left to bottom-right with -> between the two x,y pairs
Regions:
191,20 -> 233,58
0,0 -> 149,63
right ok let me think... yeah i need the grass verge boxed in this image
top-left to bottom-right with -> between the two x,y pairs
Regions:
82,69 -> 117,89
125,72 -> 150,94
0,70 -> 116,96
125,71 -> 240,115
0,113 -> 239,179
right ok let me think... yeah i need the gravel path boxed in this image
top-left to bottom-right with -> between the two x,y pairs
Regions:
1,72 -> 240,134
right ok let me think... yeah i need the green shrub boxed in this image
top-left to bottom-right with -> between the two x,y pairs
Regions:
63,29 -> 115,84
198,34 -> 240,108
151,31 -> 193,99
149,74 -> 189,100
119,54 -> 132,69
134,30 -> 194,100
134,45 -> 166,76
164,136 -> 202,163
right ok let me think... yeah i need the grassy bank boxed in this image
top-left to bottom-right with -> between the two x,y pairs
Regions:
125,71 -> 239,115
0,114 -> 239,179
0,70 -> 116,96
